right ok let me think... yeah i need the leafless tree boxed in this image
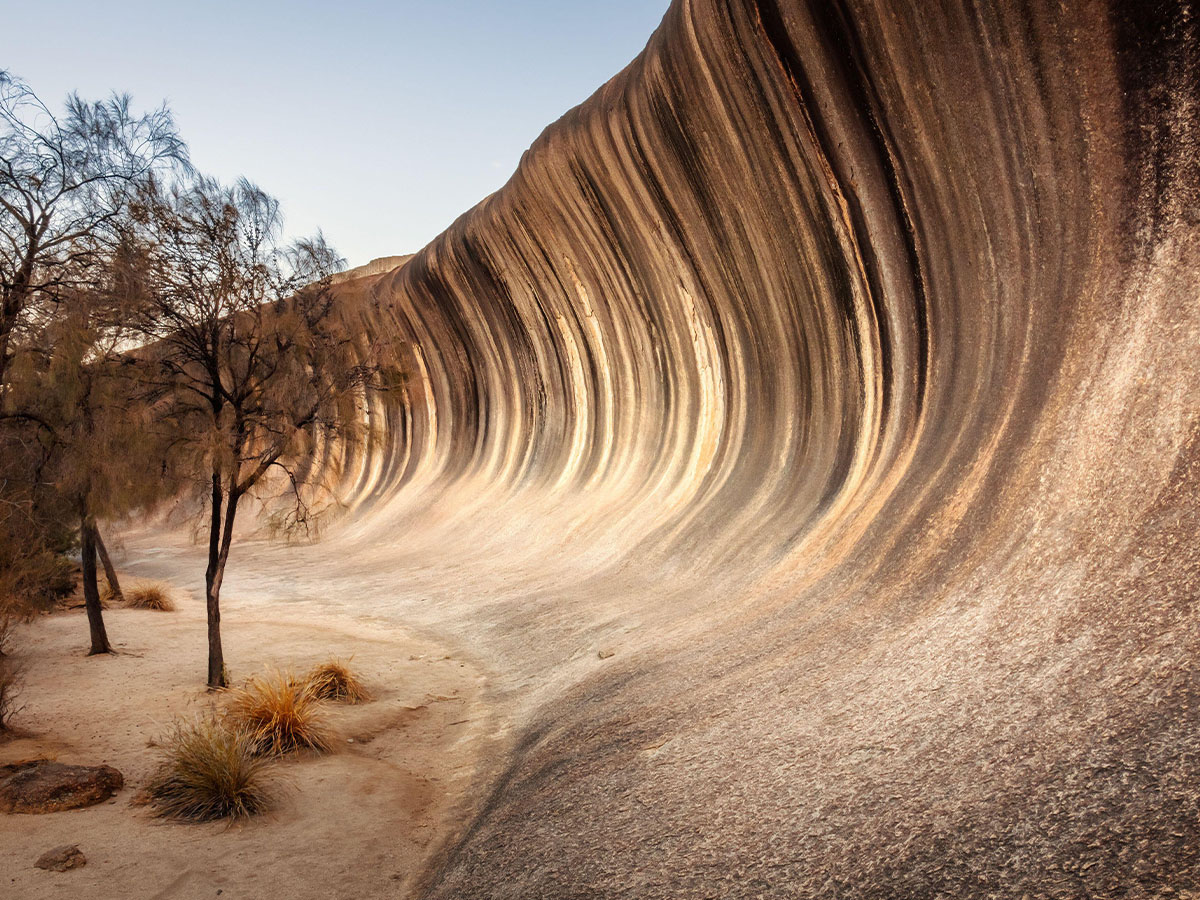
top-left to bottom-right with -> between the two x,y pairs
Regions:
4,242 -> 165,654
133,176 -> 380,687
0,71 -> 186,398
0,72 -> 184,653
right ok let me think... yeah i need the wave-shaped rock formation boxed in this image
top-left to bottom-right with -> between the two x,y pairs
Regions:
332,1 -> 1200,896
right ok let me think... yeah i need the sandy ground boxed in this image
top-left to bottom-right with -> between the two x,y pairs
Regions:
0,572 -> 505,900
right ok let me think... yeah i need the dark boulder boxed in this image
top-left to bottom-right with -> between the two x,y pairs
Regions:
0,759 -> 123,813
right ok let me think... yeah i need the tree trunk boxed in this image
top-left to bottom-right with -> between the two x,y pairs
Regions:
204,472 -> 226,688
0,317 -> 17,408
0,323 -> 11,402
95,528 -> 122,600
80,518 -> 112,655
1,261 -> 34,403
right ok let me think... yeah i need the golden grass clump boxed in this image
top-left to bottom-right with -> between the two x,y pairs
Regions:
145,716 -> 275,821
303,659 -> 371,704
228,670 -> 333,756
125,584 -> 176,611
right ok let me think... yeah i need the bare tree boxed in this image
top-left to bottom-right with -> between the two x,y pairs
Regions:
4,243 -> 164,654
0,73 -> 184,653
134,176 -> 379,687
0,71 -> 186,398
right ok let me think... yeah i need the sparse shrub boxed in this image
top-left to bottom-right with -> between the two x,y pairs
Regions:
0,658 -> 23,733
0,536 -> 75,613
125,584 -> 175,611
303,659 -> 370,704
145,716 -> 275,821
0,614 -> 14,657
228,670 -> 332,756
42,556 -> 78,606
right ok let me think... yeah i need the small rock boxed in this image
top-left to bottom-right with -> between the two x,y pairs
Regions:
35,844 -> 86,872
598,649 -> 615,660
0,760 -> 124,814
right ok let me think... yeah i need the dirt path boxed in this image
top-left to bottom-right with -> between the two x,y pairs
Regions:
0,565 -> 508,900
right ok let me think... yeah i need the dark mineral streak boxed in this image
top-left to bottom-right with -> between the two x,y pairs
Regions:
322,1 -> 1200,897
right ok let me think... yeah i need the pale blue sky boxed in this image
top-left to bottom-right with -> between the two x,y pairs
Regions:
2,1 -> 670,266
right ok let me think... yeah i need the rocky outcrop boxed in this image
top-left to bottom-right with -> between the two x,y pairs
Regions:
331,254 -> 412,285
317,1 -> 1200,896
0,760 -> 123,814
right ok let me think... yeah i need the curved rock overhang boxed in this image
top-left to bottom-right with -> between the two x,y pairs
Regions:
319,1 -> 1200,896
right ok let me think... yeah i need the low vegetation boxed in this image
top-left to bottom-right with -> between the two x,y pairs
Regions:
304,659 -> 370,704
0,613 -> 14,657
124,584 -> 175,612
0,657 -> 22,733
0,603 -> 26,732
0,510 -> 76,624
145,716 -> 275,821
228,670 -> 333,756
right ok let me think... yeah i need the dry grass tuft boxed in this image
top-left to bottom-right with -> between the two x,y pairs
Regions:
125,584 -> 175,612
145,716 -> 275,821
303,659 -> 371,704
227,670 -> 333,756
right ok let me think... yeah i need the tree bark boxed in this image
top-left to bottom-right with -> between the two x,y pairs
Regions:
204,472 -> 226,688
95,528 -> 122,600
0,254 -> 35,402
80,518 -> 112,655
0,323 -> 11,403
204,483 -> 243,688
